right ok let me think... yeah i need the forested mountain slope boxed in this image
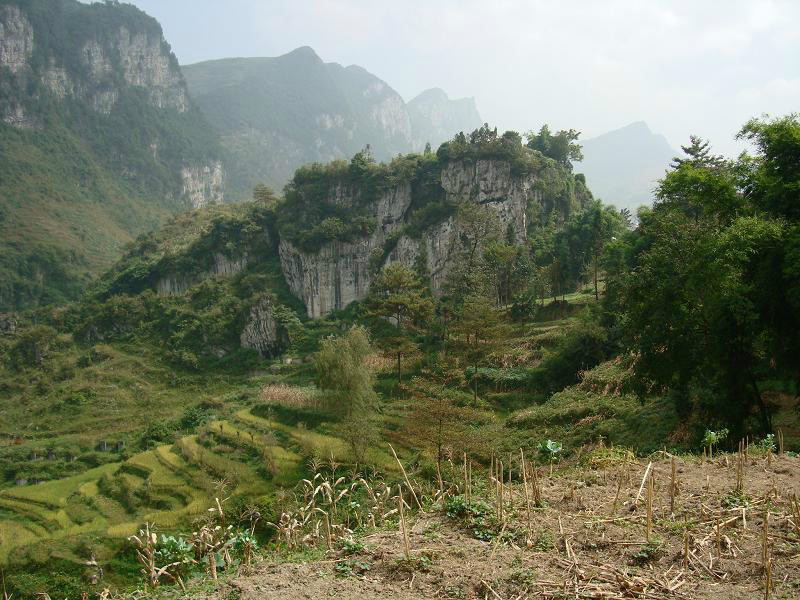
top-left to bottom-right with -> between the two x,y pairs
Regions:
0,0 -> 224,311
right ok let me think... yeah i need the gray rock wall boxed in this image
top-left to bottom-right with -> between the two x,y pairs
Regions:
181,162 -> 225,209
156,252 -> 247,297
279,181 -> 413,318
0,5 -> 33,74
280,159 -> 539,317
240,296 -> 288,358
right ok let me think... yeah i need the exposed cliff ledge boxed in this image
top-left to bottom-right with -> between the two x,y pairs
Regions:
0,3 -> 188,116
279,179 -> 413,318
181,162 -> 225,209
0,5 -> 32,74
79,27 -> 188,114
279,159 -> 538,318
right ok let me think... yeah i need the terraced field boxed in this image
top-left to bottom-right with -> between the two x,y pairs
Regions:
0,406 -> 381,563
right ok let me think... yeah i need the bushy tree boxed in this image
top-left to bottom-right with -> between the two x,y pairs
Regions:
401,377 -> 483,478
526,125 -> 584,168
452,295 -> 506,402
616,114 -> 800,438
315,326 -> 378,462
443,202 -> 502,302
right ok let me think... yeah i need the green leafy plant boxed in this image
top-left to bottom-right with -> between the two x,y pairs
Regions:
444,496 -> 490,520
631,541 -> 662,565
702,428 -> 728,458
538,439 -> 562,474
335,559 -> 371,577
532,530 -> 554,552
229,529 -> 260,566
339,537 -> 366,556
757,434 -> 776,452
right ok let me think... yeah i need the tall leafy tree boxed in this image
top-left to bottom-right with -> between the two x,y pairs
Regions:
526,125 -> 584,168
618,114 -> 800,438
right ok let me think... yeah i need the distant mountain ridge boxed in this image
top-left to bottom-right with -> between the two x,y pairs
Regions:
576,121 -> 676,212
182,47 -> 482,199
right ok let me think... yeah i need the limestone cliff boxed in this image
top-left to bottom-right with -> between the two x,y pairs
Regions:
279,159 -> 539,318
156,251 -> 248,297
240,296 -> 289,358
0,0 -> 221,207
279,181 -> 413,318
0,1 -> 189,117
181,162 -> 225,209
0,5 -> 31,74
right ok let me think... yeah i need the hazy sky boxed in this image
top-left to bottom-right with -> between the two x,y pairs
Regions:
127,0 -> 799,156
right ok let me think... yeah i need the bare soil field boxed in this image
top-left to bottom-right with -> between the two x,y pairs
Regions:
201,448 -> 800,599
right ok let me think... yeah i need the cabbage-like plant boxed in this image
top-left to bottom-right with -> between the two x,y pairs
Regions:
702,428 -> 728,458
538,439 -> 562,475
154,535 -> 195,582
229,529 -> 259,566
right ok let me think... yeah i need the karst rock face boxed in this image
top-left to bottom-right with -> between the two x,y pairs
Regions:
280,159 -> 540,318
240,296 -> 289,358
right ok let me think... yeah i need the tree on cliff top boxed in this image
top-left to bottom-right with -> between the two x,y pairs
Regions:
526,125 -> 583,168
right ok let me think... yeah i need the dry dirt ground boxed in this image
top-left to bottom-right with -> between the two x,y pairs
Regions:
208,451 -> 800,600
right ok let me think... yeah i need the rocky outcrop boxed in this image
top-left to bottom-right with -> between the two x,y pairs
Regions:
0,312 -> 18,335
2,102 -> 32,128
156,252 -> 247,296
0,5 -> 33,74
387,160 -> 534,294
42,63 -> 74,99
240,296 -> 289,358
280,181 -> 413,318
280,159 -> 538,317
78,27 -> 188,114
181,162 -> 225,209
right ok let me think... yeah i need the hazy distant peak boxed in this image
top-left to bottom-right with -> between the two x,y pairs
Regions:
576,121 -> 676,211
590,120 -> 652,140
411,87 -> 450,102
281,45 -> 324,64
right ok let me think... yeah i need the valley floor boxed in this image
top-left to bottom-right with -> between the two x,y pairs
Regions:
150,449 -> 800,600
